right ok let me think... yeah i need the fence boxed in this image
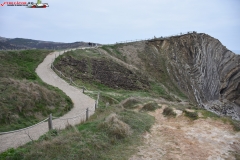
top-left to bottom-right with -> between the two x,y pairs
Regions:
0,48 -> 100,136
107,31 -> 196,45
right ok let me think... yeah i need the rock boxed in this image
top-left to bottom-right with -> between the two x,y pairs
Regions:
148,33 -> 240,120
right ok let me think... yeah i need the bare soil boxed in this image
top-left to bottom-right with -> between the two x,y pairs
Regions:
56,54 -> 149,90
130,105 -> 240,160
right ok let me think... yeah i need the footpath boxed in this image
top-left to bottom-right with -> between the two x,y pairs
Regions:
0,48 -> 95,153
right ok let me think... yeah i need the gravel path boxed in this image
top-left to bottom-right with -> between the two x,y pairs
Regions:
0,48 -> 95,153
130,105 -> 240,160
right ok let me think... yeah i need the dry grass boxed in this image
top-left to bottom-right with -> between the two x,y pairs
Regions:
0,77 -> 72,131
122,97 -> 141,109
141,102 -> 160,111
99,113 -> 132,139
162,107 -> 177,117
0,50 -> 73,132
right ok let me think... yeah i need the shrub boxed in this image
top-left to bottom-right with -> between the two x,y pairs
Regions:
122,98 -> 140,109
231,120 -> 240,132
99,113 -> 132,139
184,110 -> 198,120
162,107 -> 176,117
141,102 -> 160,111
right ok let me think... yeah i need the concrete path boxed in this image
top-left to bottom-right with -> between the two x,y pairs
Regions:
0,48 -> 95,153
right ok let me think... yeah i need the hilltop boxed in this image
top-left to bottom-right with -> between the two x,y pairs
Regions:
0,36 -> 98,50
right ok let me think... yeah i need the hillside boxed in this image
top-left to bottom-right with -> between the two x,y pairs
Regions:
0,36 -> 97,50
0,50 -> 73,132
1,33 -> 239,160
53,33 -> 240,120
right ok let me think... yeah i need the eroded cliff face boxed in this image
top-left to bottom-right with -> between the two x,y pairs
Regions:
99,33 -> 239,120
147,33 -> 240,120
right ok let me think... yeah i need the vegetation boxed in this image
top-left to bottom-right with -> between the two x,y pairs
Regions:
183,110 -> 198,120
0,50 -> 73,132
199,109 -> 240,131
53,48 -> 182,104
122,98 -> 141,109
162,107 -> 176,117
0,100 -> 154,160
141,102 -> 161,111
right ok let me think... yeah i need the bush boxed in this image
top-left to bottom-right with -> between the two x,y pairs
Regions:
162,107 -> 176,117
231,120 -> 240,132
99,113 -> 132,139
122,98 -> 141,109
184,110 -> 198,120
141,102 -> 160,111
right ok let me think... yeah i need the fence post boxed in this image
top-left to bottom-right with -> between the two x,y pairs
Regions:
48,113 -> 53,130
96,92 -> 100,109
86,108 -> 89,121
70,77 -> 72,84
83,87 -> 85,93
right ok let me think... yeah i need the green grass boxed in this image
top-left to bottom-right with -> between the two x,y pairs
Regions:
101,45 -> 126,62
122,98 -> 141,109
0,50 -> 73,132
53,48 -> 181,104
0,100 -> 154,160
198,109 -> 240,131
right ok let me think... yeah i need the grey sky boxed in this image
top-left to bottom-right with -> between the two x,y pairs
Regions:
0,0 -> 239,51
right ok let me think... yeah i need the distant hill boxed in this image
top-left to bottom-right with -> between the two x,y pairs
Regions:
0,36 -> 99,50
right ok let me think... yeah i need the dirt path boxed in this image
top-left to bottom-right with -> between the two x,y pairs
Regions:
130,105 -> 240,160
0,48 -> 95,153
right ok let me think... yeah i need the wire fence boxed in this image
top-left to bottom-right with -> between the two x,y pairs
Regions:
104,31 -> 197,45
0,31 -> 197,135
0,48 -> 100,136
51,52 -> 100,95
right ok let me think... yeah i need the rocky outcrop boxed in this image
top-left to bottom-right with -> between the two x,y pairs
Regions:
148,33 -> 240,120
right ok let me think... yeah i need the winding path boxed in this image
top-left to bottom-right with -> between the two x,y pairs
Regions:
0,48 -> 95,153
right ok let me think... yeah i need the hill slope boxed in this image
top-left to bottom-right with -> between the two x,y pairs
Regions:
54,33 -> 239,120
0,50 -> 73,132
0,36 -> 97,50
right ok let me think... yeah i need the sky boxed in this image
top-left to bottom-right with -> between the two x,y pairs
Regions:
0,0 -> 239,52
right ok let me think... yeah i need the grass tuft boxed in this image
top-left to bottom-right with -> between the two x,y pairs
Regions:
141,102 -> 161,111
99,113 -> 132,139
162,107 -> 176,117
183,110 -> 198,120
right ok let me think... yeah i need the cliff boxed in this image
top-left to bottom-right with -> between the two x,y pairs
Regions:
97,33 -> 240,120
147,33 -> 240,120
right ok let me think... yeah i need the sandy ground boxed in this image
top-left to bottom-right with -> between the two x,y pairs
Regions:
0,48 -> 95,153
130,105 -> 240,160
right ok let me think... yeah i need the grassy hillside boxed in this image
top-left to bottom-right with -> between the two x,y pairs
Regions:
53,48 -> 180,102
0,96 -> 154,160
1,46 -> 239,160
0,50 -> 73,132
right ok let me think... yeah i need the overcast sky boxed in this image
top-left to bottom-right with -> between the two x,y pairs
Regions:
0,0 -> 239,51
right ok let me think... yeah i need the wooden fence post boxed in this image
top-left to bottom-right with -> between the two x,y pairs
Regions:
86,108 -> 89,121
83,87 -> 85,93
48,113 -> 53,130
